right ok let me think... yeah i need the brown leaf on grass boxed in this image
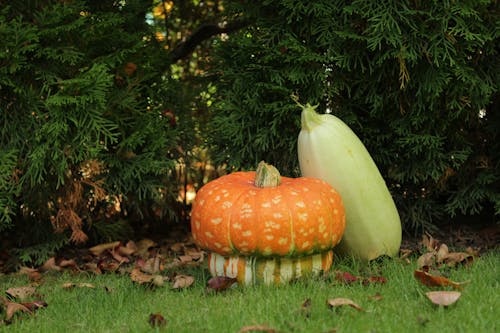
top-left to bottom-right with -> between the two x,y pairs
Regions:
332,271 -> 386,285
367,292 -> 383,301
61,282 -> 96,289
334,271 -> 359,284
148,313 -> 167,328
130,268 -> 167,287
436,243 -> 449,262
118,241 -> 137,256
418,239 -> 476,269
178,255 -> 194,263
207,276 -> 237,292
137,255 -> 164,274
417,252 -> 436,269
58,259 -> 78,270
238,324 -> 278,333
0,296 -> 46,322
184,248 -> 204,261
17,267 -> 42,282
327,298 -> 364,311
172,274 -> 195,289
89,241 -> 121,256
399,248 -> 413,260
19,300 -> 47,312
362,276 -> 387,285
110,250 -> 130,264
442,252 -> 474,267
97,259 -> 121,273
299,298 -> 312,318
421,234 -> 439,252
170,242 -> 184,253
4,301 -> 32,321
425,291 -> 461,306
5,286 -> 36,300
414,270 -> 465,289
135,239 -> 157,258
39,257 -> 62,272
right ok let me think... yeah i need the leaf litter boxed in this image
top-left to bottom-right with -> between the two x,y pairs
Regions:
0,228 -> 491,327
425,291 -> 461,306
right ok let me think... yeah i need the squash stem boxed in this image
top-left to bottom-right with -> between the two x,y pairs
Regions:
300,103 -> 323,132
254,161 -> 281,187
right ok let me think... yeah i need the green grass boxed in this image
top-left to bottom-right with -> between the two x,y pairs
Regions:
1,250 -> 498,333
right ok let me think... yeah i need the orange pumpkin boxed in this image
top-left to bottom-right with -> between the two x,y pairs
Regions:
191,161 -> 345,257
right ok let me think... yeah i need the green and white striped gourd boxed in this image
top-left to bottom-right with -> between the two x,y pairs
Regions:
208,251 -> 333,285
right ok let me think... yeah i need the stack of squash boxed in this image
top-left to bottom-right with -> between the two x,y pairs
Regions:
191,100 -> 402,285
191,161 -> 346,285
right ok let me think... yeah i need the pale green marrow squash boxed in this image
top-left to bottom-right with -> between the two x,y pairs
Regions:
297,103 -> 402,260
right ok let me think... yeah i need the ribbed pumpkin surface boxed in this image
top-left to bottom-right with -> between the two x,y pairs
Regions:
191,171 -> 345,257
208,251 -> 333,285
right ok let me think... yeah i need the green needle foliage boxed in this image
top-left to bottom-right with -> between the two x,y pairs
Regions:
208,0 -> 499,231
0,1 -> 180,260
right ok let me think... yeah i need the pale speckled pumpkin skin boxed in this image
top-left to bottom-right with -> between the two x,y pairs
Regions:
208,250 -> 334,285
191,171 -> 345,257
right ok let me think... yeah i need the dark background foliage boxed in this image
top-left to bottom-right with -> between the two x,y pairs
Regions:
0,0 -> 498,265
208,0 -> 499,231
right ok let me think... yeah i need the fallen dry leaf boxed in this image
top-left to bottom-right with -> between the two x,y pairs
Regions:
4,301 -> 32,321
19,300 -> 47,312
17,267 -> 42,282
417,252 -> 436,268
61,282 -> 96,289
299,298 -> 312,318
206,276 -> 237,292
110,250 -> 130,264
178,255 -> 194,263
89,241 -> 121,256
58,259 -> 78,270
184,248 -> 204,261
135,239 -> 157,258
39,257 -> 62,272
118,241 -> 137,256
137,255 -> 163,274
334,271 -> 359,284
172,274 -> 195,289
170,242 -> 184,253
421,234 -> 439,252
425,291 -> 461,306
367,292 -> 383,301
436,243 -> 449,262
332,270 -> 387,285
130,268 -> 167,287
5,286 -> 36,300
414,270 -> 465,289
148,313 -> 167,328
238,324 -> 278,333
442,252 -> 474,267
362,276 -> 387,285
327,298 -> 364,311
0,296 -> 45,322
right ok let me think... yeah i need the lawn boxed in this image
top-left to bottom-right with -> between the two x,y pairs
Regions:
0,245 -> 498,333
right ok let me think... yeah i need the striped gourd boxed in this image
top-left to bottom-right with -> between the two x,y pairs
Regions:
208,251 -> 333,285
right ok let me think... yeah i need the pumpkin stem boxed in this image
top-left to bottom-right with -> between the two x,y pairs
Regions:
254,161 -> 281,187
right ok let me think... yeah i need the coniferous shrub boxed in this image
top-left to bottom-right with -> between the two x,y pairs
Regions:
0,1 -> 183,262
208,0 -> 499,231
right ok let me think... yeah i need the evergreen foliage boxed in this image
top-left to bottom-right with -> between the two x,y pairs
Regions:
0,1 -> 181,258
209,0 -> 499,230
